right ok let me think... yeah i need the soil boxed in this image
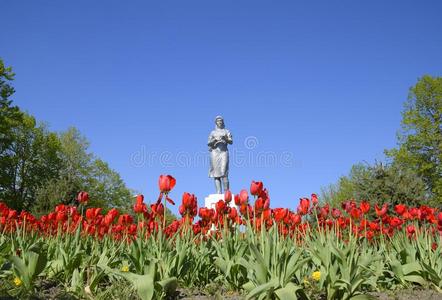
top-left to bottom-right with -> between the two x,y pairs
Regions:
1,284 -> 441,299
176,288 -> 442,300
370,288 -> 442,300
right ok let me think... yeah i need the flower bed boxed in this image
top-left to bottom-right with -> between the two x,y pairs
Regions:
0,175 -> 441,299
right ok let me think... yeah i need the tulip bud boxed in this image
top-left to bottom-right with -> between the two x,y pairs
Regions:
224,190 -> 232,203
250,181 -> 263,196
77,191 -> 89,204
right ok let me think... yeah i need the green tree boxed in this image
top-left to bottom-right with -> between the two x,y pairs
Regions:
321,162 -> 427,207
85,158 -> 133,211
57,127 -> 93,202
0,113 -> 62,210
386,75 -> 442,204
0,59 -> 24,205
33,127 -> 134,214
353,162 -> 427,207
0,59 -> 23,153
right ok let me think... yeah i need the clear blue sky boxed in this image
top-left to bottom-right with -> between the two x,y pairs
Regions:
2,1 -> 442,213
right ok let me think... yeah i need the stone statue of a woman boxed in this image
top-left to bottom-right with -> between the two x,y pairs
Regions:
208,116 -> 233,194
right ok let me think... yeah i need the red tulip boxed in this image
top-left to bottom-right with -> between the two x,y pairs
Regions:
437,212 -> 442,224
199,207 -> 214,221
263,198 -> 270,210
273,208 -> 288,222
136,194 -> 144,205
179,205 -> 185,216
297,198 -> 310,215
409,207 -> 421,219
360,201 -> 370,214
56,211 -> 67,223
311,193 -> 318,206
103,208 -> 119,227
224,190 -> 232,203
254,198 -> 264,212
216,200 -> 227,214
395,204 -> 407,216
156,175 -> 176,205
8,209 -> 17,219
259,188 -> 270,200
86,208 -> 102,220
228,207 -> 238,220
182,192 -> 196,209
350,208 -> 361,220
118,214 -> 134,226
375,204 -> 388,217
291,213 -> 302,225
265,209 -> 274,222
151,203 -> 164,217
133,195 -> 147,214
239,204 -> 251,216
331,208 -> 342,219
234,194 -> 241,206
133,203 -> 147,214
319,204 -> 329,219
77,191 -> 89,204
389,217 -> 403,228
406,225 -> 416,236
250,181 -> 263,196
158,175 -> 176,193
365,230 -> 374,240
239,189 -> 249,205
369,221 -> 380,231
342,200 -> 357,213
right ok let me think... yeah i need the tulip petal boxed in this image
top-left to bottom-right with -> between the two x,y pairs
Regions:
166,196 -> 175,205
157,192 -> 163,205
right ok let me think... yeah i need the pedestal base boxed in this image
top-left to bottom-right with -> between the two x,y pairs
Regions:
204,194 -> 236,209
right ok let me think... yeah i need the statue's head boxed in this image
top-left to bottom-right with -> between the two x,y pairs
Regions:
215,116 -> 225,129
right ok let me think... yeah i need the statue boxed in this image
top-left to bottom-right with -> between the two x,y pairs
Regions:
208,116 -> 233,194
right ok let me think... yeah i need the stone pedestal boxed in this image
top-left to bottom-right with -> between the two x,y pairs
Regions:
204,194 -> 237,209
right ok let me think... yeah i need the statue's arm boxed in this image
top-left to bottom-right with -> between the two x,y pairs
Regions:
226,131 -> 233,145
208,133 -> 216,148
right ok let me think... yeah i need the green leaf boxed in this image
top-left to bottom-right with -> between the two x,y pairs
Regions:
403,275 -> 426,285
27,250 -> 47,279
274,282 -> 300,300
70,268 -> 82,290
156,277 -> 177,296
133,274 -> 155,300
249,243 -> 268,284
246,278 -> 278,299
9,255 -> 29,287
243,281 -> 255,292
390,260 -> 404,278
118,272 -> 155,300
402,262 -> 422,275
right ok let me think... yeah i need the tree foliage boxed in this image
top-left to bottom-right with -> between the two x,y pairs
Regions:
32,128 -> 134,214
1,116 -> 62,210
0,59 -> 21,139
321,162 -> 427,208
387,75 -> 442,204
